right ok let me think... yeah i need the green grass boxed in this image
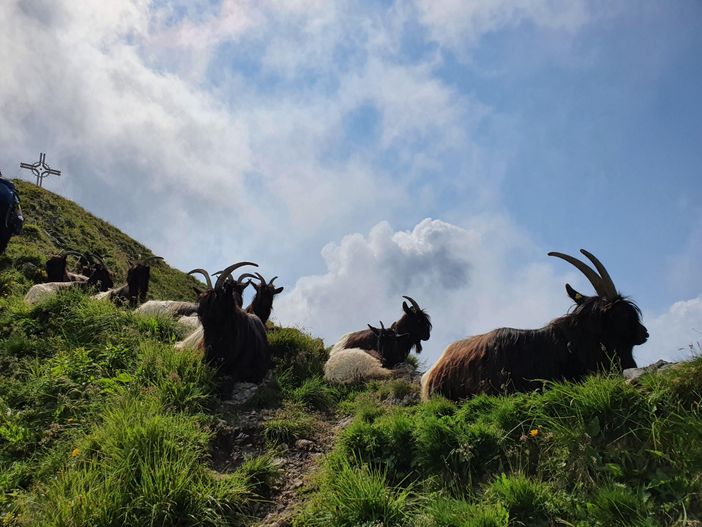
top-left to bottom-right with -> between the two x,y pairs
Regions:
294,362 -> 702,527
263,404 -> 316,446
3,179 -> 200,301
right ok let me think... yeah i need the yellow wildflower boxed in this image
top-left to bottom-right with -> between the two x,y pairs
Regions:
70,448 -> 80,458
529,428 -> 539,438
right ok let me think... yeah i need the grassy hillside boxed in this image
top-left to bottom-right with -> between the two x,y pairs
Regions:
0,184 -> 700,526
1,179 -> 199,301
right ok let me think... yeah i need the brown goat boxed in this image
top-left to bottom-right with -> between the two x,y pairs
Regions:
330,296 -> 431,368
421,250 -> 649,401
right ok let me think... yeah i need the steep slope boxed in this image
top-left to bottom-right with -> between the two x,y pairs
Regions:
1,179 -> 199,301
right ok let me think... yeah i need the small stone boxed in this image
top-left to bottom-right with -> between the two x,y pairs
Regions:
294,439 -> 315,451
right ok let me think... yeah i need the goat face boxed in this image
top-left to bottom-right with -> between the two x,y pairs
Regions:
197,281 -> 237,328
126,264 -> 151,305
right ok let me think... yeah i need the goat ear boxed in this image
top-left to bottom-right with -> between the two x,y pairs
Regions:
565,283 -> 586,304
274,286 -> 284,294
368,324 -> 380,335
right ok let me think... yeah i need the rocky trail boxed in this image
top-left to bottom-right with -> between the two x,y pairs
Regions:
207,383 -> 353,527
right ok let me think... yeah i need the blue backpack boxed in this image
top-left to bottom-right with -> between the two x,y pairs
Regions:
0,178 -> 23,235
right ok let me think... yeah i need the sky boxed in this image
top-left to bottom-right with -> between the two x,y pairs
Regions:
1,0 -> 701,368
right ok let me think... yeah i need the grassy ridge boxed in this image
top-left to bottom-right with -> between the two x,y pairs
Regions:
2,179 -> 199,301
0,288 -> 280,526
294,365 -> 702,526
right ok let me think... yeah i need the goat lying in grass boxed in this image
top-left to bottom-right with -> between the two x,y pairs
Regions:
421,249 -> 649,400
324,322 -> 411,384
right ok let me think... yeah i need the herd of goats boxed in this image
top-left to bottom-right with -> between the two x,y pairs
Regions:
23,248 -> 649,401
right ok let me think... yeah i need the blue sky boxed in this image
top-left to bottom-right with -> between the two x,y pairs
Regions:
1,1 -> 700,366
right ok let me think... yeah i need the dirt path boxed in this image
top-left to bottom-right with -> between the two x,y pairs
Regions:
208,399 -> 352,527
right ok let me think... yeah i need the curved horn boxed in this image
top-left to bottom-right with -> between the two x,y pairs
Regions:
269,276 -> 278,285
254,272 -> 267,285
90,253 -> 108,268
402,295 -> 421,312
548,251 -> 608,298
140,256 -> 164,266
188,268 -> 213,289
215,261 -> 258,289
579,249 -> 616,298
379,320 -> 385,331
237,272 -> 259,284
60,250 -> 83,259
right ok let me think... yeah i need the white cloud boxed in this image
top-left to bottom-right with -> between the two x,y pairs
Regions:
275,217 -> 574,366
641,296 -> 702,364
413,0 -> 592,53
0,0 -> 495,277
276,217 -> 700,369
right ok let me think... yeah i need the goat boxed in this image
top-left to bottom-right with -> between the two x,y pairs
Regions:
94,256 -> 162,306
178,262 -> 270,395
421,249 -> 649,401
245,273 -> 284,324
25,256 -> 115,305
329,296 -> 431,368
45,251 -> 88,282
324,322 -> 411,384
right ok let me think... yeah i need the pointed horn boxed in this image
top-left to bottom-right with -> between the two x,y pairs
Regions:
402,296 -> 421,312
269,276 -> 278,285
237,272 -> 259,284
90,253 -> 107,268
579,249 -> 617,298
380,321 -> 385,331
254,272 -> 267,285
548,251 -> 608,297
140,256 -> 164,266
188,268 -> 213,289
215,261 -> 258,289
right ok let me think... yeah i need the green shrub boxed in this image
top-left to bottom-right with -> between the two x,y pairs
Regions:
295,459 -> 415,527
289,376 -> 339,412
485,473 -> 562,525
263,405 -> 315,446
418,497 -> 509,527
588,484 -> 654,527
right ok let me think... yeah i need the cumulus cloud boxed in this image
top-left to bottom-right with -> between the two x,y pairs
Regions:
276,217 -> 702,369
640,296 -> 702,364
275,217 -> 574,366
0,0 -> 496,277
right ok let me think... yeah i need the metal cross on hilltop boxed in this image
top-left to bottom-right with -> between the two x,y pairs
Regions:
20,152 -> 62,187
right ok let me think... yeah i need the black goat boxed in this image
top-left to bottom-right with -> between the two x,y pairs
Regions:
45,251 -> 89,282
330,296 -> 431,368
421,249 -> 649,401
97,256 -> 163,306
245,272 -> 284,324
190,262 -> 270,396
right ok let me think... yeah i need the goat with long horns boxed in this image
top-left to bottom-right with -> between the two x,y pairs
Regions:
329,295 -> 431,368
182,262 -> 270,394
421,250 -> 649,401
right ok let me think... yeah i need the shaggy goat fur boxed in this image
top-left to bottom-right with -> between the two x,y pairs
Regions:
421,250 -> 649,401
329,296 -> 431,368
